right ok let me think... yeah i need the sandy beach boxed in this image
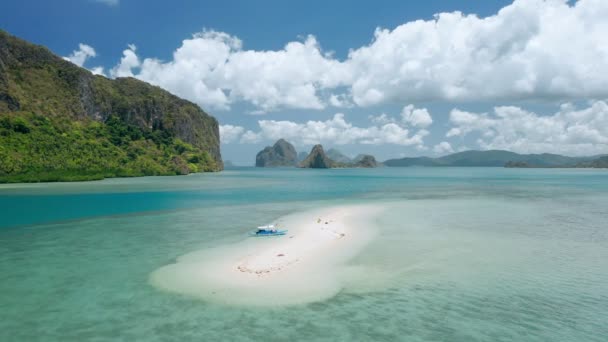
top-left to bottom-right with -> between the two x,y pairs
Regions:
150,204 -> 385,306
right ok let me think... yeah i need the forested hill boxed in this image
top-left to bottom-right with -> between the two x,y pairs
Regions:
0,30 -> 222,183
384,150 -> 598,167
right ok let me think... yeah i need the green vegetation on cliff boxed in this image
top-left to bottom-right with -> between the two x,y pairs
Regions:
0,30 -> 222,183
0,112 -> 217,182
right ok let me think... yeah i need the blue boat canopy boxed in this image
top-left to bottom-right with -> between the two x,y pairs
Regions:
251,224 -> 287,236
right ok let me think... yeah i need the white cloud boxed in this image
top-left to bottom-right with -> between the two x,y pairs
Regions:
368,105 -> 433,129
220,126 -> 262,144
221,113 -> 429,147
111,31 -> 347,111
433,141 -> 454,154
368,113 -> 393,125
401,105 -> 433,128
89,66 -> 105,76
64,43 -> 96,67
93,0 -> 119,6
347,0 -> 608,106
240,130 -> 262,144
96,0 -> 608,112
446,101 -> 608,156
219,124 -> 245,144
110,45 -> 140,78
63,43 -> 106,76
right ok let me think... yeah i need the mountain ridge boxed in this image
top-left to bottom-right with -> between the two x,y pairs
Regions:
384,150 -> 601,167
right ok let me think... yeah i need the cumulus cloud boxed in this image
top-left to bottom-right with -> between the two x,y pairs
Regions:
433,141 -> 454,154
64,43 -> 96,67
219,124 -> 245,144
112,31 -> 347,111
368,113 -> 393,125
220,113 -> 429,147
91,0 -> 608,112
240,130 -> 262,144
446,101 -> 608,156
110,44 -> 140,78
89,66 -> 106,76
368,105 -> 433,129
347,0 -> 608,106
63,43 -> 106,76
401,105 -> 433,128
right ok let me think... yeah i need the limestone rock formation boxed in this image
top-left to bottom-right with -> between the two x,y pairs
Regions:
353,155 -> 378,168
299,144 -> 334,168
255,139 -> 298,167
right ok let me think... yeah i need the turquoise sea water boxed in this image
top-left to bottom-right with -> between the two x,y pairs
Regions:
1,167 -> 607,341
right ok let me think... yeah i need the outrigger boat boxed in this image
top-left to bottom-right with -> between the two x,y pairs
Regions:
250,224 -> 287,237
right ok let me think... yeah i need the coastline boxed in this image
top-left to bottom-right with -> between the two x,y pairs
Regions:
150,204 -> 385,306
0,168 -> 223,184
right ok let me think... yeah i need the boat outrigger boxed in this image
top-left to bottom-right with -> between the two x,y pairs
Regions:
250,224 -> 288,237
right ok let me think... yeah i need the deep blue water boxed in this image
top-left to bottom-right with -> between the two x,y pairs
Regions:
2,167 -> 607,228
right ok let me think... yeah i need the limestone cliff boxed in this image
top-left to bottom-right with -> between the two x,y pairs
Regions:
299,144 -> 334,169
255,139 -> 298,167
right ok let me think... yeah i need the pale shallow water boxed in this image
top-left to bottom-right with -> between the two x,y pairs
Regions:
1,167 -> 607,341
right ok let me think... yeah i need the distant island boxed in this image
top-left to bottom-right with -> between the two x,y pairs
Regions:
0,31 -> 222,183
575,156 -> 608,168
255,139 -> 298,167
505,156 -> 608,168
253,141 -> 608,170
384,150 -> 606,168
299,144 -> 378,168
326,148 -> 352,164
299,144 -> 334,168
255,139 -> 378,169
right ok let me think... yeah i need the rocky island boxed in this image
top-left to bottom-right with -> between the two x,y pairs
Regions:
255,139 -> 298,167
299,144 -> 334,168
0,31 -> 222,183
254,139 -> 379,169
299,145 -> 379,169
352,154 -> 378,168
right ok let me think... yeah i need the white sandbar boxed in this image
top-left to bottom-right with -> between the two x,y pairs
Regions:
150,204 -> 384,306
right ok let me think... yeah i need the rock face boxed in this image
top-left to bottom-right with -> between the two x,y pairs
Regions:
353,155 -> 378,168
0,30 -> 222,182
255,139 -> 298,167
299,144 -> 334,169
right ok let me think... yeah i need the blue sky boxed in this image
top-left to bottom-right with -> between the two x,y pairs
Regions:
3,0 -> 608,164
2,0 -> 511,63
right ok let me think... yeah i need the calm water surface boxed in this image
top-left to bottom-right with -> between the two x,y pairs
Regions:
1,167 -> 607,341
